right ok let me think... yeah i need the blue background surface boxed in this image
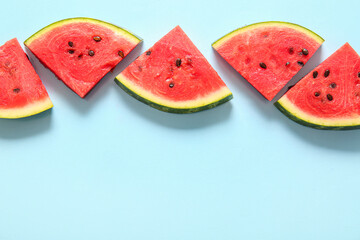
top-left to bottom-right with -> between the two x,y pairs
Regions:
1,0 -> 360,239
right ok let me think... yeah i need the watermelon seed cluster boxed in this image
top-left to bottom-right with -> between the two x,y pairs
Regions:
324,69 -> 330,77
13,88 -> 20,93
301,48 -> 309,55
93,36 -> 102,42
313,71 -> 318,78
88,50 -> 95,56
118,50 -> 124,58
289,47 -> 294,54
312,69 -> 334,101
176,58 -> 182,67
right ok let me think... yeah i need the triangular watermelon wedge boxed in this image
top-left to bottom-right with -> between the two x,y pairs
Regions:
275,43 -> 360,130
115,26 -> 233,113
213,21 -> 324,101
24,17 -> 142,98
0,38 -> 53,119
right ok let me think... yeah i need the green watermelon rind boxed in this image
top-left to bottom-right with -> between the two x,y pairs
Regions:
274,100 -> 360,130
24,17 -> 142,46
114,76 -> 233,114
212,21 -> 324,49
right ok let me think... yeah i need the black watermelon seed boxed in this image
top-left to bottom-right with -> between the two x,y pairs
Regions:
68,50 -> 75,54
259,62 -> 267,69
68,41 -> 74,47
285,62 -> 290,66
358,72 -> 360,78
93,36 -> 102,42
118,50 -> 124,58
330,82 -> 337,88
314,91 -> 320,97
13,88 -> 20,93
176,58 -> 182,67
313,71 -> 318,78
327,94 -> 333,101
297,61 -> 304,67
88,50 -> 95,56
169,83 -> 174,88
78,54 -> 83,59
324,69 -> 330,77
289,47 -> 294,54
302,48 -> 309,55
146,51 -> 151,56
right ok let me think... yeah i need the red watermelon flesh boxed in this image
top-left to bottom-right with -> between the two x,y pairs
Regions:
0,38 -> 52,118
277,43 -> 360,122
213,22 -> 324,101
115,26 -> 233,113
25,18 -> 141,98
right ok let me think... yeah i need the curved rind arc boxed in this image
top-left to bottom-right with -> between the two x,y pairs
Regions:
274,97 -> 360,130
115,75 -> 233,114
0,98 -> 53,119
24,17 -> 142,46
212,21 -> 324,49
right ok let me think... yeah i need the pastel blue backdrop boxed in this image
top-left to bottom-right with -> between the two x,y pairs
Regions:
1,0 -> 360,239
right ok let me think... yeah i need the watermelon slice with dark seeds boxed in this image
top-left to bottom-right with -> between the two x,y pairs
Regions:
24,17 -> 142,98
212,21 -> 324,101
275,43 -> 360,130
115,26 -> 233,113
0,38 -> 52,119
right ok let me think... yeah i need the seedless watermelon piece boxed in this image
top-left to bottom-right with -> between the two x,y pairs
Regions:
115,26 -> 233,113
24,17 -> 142,98
0,38 -> 53,119
275,43 -> 360,130
213,21 -> 324,101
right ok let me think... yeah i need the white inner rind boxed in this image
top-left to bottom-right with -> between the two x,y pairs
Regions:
25,17 -> 142,46
212,21 -> 324,49
0,97 -> 53,119
116,74 -> 232,109
278,96 -> 360,127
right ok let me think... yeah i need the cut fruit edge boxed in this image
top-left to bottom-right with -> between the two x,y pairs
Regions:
24,17 -> 142,47
0,97 -> 53,119
115,74 -> 233,113
275,95 -> 360,130
212,21 -> 324,49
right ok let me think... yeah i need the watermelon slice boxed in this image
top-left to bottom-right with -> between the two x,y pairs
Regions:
115,26 -> 233,113
212,21 -> 324,101
24,17 -> 142,98
0,38 -> 52,119
275,43 -> 360,130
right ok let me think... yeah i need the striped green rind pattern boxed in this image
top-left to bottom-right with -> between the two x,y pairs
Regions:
115,78 -> 233,114
274,101 -> 360,130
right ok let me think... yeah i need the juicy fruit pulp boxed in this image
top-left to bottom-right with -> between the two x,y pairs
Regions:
275,43 -> 360,130
25,17 -> 142,98
115,26 -> 233,113
213,21 -> 324,101
0,38 -> 53,119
